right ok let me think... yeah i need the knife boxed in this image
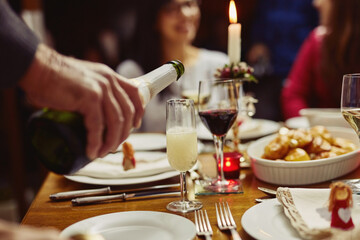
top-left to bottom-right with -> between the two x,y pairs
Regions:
258,187 -> 277,196
49,183 -> 180,201
71,191 -> 181,206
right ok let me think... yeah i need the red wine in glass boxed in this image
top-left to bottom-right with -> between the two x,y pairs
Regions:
198,79 -> 241,193
198,109 -> 238,136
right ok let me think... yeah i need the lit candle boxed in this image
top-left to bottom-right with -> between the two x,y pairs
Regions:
228,0 -> 241,64
214,152 -> 241,179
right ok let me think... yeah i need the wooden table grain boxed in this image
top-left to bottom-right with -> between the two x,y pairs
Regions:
22,154 -> 360,240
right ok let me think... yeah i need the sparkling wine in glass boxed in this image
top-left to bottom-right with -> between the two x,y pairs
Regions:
166,99 -> 202,212
198,79 -> 240,192
341,74 -> 360,136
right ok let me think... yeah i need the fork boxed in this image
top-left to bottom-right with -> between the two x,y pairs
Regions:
195,210 -> 213,240
215,202 -> 242,240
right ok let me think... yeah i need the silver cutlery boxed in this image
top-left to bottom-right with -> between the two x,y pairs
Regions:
215,202 -> 242,240
257,187 -> 277,196
255,198 -> 274,203
195,210 -> 213,240
72,191 -> 181,206
50,183 -> 180,201
70,233 -> 105,240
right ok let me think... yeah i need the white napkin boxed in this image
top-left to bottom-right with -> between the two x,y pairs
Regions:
74,152 -> 173,179
277,187 -> 360,240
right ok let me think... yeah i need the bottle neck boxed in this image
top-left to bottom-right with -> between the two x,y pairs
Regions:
133,61 -> 184,106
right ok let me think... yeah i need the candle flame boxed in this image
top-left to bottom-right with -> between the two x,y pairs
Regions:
229,0 -> 237,23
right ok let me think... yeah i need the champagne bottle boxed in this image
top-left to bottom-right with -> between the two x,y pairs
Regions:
28,60 -> 184,175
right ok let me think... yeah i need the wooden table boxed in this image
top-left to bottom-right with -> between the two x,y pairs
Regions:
22,155 -> 360,240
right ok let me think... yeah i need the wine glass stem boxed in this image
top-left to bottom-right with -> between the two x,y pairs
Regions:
180,171 -> 188,203
214,135 -> 226,182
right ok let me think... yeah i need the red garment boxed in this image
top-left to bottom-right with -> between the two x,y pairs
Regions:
281,27 -> 338,119
330,199 -> 354,230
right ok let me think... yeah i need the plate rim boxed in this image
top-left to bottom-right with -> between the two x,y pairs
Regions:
65,170 -> 179,186
60,210 -> 196,240
241,199 -> 301,240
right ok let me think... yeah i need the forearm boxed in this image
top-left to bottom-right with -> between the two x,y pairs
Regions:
0,0 -> 39,88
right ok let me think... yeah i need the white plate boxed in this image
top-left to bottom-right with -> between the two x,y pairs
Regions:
60,211 -> 196,240
241,199 -> 302,240
117,133 -> 166,151
197,119 -> 280,140
284,116 -> 309,129
65,170 -> 179,186
74,151 -> 172,179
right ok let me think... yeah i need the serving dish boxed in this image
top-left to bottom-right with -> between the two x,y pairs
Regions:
247,127 -> 360,185
299,108 -> 350,128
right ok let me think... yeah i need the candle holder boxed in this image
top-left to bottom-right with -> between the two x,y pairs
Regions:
213,152 -> 241,179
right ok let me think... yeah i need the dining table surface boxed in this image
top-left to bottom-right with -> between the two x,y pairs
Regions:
21,150 -> 360,240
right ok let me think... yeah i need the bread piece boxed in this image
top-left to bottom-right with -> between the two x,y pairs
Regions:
122,142 -> 136,170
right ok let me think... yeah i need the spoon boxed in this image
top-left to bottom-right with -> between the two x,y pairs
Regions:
255,198 -> 274,203
70,234 -> 105,240
258,187 -> 277,196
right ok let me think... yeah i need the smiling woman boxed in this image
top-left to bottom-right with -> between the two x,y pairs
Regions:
117,0 -> 229,133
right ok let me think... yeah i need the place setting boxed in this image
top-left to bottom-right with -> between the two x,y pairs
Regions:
64,149 -> 179,186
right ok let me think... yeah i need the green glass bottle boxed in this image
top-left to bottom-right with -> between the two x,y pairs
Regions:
28,60 -> 184,175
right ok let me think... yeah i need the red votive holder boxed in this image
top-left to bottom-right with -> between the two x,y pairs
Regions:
214,152 -> 241,179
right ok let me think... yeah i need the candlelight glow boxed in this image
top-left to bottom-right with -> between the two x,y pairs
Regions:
229,0 -> 237,23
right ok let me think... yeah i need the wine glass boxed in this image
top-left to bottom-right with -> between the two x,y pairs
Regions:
166,99 -> 202,212
198,79 -> 240,192
341,74 -> 360,136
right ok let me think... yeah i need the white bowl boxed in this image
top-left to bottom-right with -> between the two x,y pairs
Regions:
247,127 -> 360,185
299,108 -> 350,128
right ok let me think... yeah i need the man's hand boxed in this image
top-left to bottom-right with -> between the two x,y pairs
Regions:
19,44 -> 144,159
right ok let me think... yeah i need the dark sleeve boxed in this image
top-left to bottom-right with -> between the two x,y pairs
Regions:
0,0 -> 39,88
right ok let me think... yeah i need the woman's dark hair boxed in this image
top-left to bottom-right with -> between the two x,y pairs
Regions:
126,0 -> 172,73
321,0 -> 360,104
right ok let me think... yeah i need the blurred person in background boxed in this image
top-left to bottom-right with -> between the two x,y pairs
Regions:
117,0 -> 228,132
245,0 -> 318,121
281,0 -> 360,119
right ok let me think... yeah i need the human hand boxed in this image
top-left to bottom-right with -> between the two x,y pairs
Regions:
0,220 -> 70,240
19,44 -> 144,159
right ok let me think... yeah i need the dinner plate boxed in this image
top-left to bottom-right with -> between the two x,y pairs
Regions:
241,199 -> 302,240
284,116 -> 309,129
197,119 -> 281,140
116,133 -> 166,151
65,170 -> 179,186
60,211 -> 196,240
74,151 -> 172,179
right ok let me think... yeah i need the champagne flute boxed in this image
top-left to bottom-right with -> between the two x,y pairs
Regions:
198,79 -> 240,192
166,99 -> 202,212
341,74 -> 360,136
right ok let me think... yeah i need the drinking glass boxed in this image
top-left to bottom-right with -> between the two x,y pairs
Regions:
341,74 -> 360,137
166,99 -> 202,212
198,79 -> 240,192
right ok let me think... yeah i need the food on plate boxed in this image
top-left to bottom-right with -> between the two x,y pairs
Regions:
262,126 -> 356,161
284,148 -> 310,161
285,128 -> 312,148
306,136 -> 331,154
263,135 -> 290,160
122,142 -> 136,170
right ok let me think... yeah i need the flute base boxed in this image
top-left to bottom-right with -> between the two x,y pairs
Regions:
195,179 -> 243,195
166,200 -> 203,213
